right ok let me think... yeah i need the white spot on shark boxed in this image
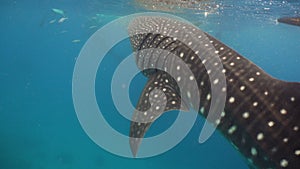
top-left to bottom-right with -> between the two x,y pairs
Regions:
251,147 -> 258,156
242,112 -> 250,119
249,77 -> 255,82
280,159 -> 288,167
268,121 -> 275,127
253,102 -> 258,107
290,97 -> 295,102
228,125 -> 237,134
229,97 -> 235,103
206,94 -> 211,100
295,150 -> 300,156
280,109 -> 287,115
257,133 -> 264,141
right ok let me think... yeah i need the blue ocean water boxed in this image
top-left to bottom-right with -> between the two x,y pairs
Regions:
1,0 -> 300,169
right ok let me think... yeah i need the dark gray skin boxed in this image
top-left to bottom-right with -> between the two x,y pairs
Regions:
128,16 -> 300,169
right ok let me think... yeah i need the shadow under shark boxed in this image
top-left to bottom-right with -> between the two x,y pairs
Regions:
128,16 -> 300,169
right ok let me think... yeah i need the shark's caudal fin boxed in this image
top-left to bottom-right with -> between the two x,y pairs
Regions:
277,17 -> 300,27
128,16 -> 300,169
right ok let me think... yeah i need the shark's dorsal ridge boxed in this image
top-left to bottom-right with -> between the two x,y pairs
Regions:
128,16 -> 300,168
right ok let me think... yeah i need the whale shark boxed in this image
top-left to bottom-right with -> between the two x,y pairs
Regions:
127,16 -> 300,169
277,17 -> 300,27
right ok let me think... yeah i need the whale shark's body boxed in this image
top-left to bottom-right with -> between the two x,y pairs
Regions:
128,16 -> 300,169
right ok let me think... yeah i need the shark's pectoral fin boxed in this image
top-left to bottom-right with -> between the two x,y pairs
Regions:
130,70 -> 189,156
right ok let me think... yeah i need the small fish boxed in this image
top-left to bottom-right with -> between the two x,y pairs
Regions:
72,39 -> 81,43
96,13 -> 105,17
277,17 -> 300,27
58,17 -> 68,23
49,19 -> 56,24
89,25 -> 97,29
128,16 -> 300,169
52,8 -> 65,16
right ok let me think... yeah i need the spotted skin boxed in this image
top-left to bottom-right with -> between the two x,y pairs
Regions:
128,16 -> 300,169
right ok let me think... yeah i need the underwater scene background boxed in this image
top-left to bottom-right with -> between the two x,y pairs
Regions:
1,0 -> 300,169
